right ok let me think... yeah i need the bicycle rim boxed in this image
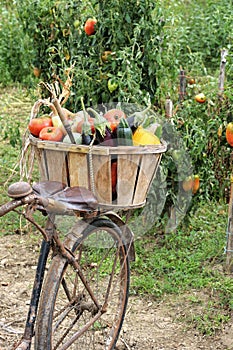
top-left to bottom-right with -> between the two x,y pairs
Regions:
35,218 -> 130,350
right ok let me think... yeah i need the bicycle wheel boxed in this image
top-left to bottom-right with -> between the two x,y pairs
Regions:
35,218 -> 130,350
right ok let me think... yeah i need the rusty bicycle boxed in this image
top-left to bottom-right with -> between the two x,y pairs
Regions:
0,180 -> 134,350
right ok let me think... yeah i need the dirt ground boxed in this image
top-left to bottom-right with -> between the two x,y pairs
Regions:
0,233 -> 232,350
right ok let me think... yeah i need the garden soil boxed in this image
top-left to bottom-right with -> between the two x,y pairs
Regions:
0,233 -> 232,350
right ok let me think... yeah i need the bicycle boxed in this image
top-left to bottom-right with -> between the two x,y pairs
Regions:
0,180 -> 134,350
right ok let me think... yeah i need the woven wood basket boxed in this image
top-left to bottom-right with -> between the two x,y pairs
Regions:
29,135 -> 167,210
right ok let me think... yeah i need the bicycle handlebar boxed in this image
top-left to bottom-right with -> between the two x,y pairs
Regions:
0,193 -> 41,217
0,198 -> 24,217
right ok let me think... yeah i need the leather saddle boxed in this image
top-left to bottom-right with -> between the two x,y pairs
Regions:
32,181 -> 98,212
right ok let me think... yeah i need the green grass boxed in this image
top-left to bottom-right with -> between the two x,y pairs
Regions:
0,86 -> 31,184
0,86 -> 33,235
131,201 -> 229,295
130,201 -> 233,335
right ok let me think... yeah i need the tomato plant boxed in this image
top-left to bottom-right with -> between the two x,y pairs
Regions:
28,116 -> 52,137
4,0 -> 233,213
39,126 -> 64,142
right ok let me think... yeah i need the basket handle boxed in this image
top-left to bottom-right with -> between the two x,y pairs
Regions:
30,99 -> 56,120
52,98 -> 76,144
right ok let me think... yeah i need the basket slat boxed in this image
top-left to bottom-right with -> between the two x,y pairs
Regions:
68,153 -> 89,188
33,146 -> 47,181
92,155 -> 112,204
117,154 -> 140,206
44,150 -> 68,184
133,153 -> 161,205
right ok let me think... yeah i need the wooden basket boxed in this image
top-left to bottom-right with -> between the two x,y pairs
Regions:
29,135 -> 167,210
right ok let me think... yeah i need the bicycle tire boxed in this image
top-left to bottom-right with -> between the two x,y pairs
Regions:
35,217 -> 130,350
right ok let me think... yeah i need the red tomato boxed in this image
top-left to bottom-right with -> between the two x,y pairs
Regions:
192,175 -> 200,194
33,67 -> 41,78
188,78 -> 195,85
226,122 -> 233,146
39,126 -> 64,142
194,93 -> 206,103
84,18 -> 97,36
103,109 -> 126,132
28,116 -> 52,137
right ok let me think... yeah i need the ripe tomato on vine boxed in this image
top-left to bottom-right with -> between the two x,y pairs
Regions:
84,18 -> 97,36
226,122 -> 233,147
192,175 -> 200,194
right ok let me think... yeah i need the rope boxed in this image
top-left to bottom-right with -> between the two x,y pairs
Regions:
88,135 -> 96,194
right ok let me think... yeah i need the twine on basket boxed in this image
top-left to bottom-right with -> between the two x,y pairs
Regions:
88,135 -> 96,195
19,133 -> 36,183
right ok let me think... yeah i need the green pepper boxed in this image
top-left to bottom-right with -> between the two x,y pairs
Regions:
117,118 -> 133,146
108,78 -> 118,93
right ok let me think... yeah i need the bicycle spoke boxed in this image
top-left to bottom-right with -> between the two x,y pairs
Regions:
61,276 -> 72,302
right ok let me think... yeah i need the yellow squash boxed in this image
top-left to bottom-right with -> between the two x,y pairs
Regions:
132,126 -> 161,146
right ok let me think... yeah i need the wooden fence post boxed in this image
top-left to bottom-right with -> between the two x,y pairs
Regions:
164,96 -> 177,233
165,95 -> 173,119
218,48 -> 228,99
226,175 -> 233,273
179,68 -> 186,103
219,49 -> 233,272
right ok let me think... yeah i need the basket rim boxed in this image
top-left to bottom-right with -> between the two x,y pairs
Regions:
29,134 -> 167,155
97,200 -> 146,210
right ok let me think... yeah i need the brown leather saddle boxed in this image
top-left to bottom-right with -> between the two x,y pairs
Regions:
32,181 -> 98,212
